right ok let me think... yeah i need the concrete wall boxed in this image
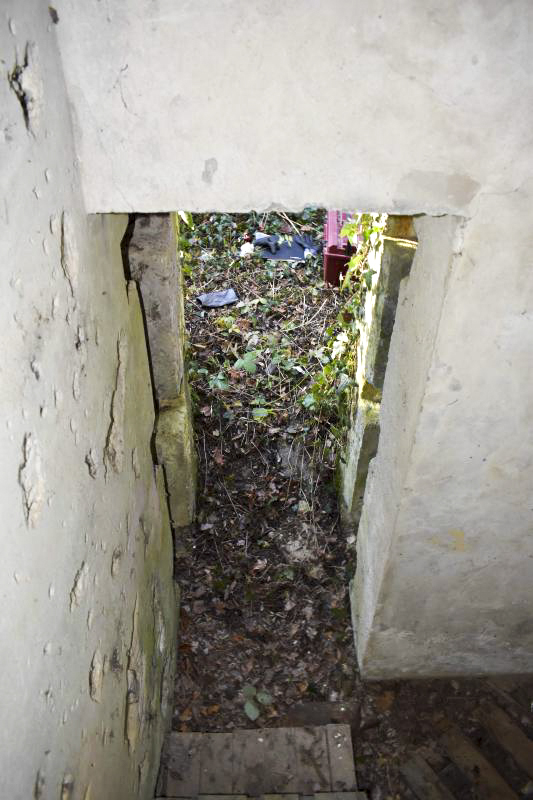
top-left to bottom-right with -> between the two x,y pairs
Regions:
1,5 -> 176,798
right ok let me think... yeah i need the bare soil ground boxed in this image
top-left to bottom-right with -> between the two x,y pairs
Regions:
172,211 -> 533,800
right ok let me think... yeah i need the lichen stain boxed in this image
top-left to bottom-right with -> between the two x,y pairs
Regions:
104,332 -> 128,475
19,433 -> 45,527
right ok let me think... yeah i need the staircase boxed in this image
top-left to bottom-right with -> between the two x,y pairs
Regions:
156,724 -> 366,799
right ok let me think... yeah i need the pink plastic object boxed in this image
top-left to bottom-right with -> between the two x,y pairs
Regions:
323,210 -> 352,286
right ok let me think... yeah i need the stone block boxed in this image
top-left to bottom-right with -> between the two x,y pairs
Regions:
128,213 -> 185,404
357,227 -> 417,392
358,238 -> 416,391
155,380 -> 197,528
340,399 -> 380,529
384,214 -> 417,242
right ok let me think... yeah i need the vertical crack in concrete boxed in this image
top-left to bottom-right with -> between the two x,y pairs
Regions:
104,331 -> 128,475
19,433 -> 45,527
8,42 -> 42,136
60,211 -> 78,297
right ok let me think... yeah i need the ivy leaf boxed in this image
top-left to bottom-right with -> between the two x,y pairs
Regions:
244,700 -> 260,721
302,394 -> 315,409
363,268 -> 377,290
256,690 -> 274,706
331,332 -> 349,360
209,371 -> 229,389
337,373 -> 352,394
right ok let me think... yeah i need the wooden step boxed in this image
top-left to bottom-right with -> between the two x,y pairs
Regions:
402,700 -> 533,800
400,753 -> 456,800
475,701 -> 533,780
157,725 -> 359,797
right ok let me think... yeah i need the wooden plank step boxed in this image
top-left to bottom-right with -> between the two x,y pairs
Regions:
326,725 -> 356,792
232,727 -> 301,794
400,752 -> 455,800
292,725 -> 331,793
441,724 -> 519,800
485,679 -> 533,728
159,725 -> 357,797
199,733 -> 234,794
475,701 -> 533,780
165,732 -> 203,797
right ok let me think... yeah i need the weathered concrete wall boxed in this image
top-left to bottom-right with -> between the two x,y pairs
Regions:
54,0 -> 532,216
0,5 -> 176,798
128,214 -> 197,528
354,206 -> 533,677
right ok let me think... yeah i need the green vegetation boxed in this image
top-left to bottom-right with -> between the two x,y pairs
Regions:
179,209 -> 384,452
